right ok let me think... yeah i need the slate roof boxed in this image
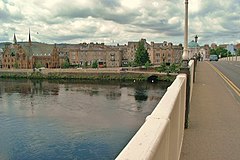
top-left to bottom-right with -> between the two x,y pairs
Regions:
19,42 -> 54,57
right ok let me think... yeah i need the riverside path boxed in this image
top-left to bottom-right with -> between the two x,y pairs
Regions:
180,61 -> 240,160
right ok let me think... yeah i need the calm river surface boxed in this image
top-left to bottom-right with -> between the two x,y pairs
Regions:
0,78 -> 170,160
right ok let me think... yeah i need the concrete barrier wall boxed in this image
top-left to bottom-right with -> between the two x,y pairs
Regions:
116,74 -> 187,160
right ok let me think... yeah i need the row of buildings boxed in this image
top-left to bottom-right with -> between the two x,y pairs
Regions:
0,33 -> 211,69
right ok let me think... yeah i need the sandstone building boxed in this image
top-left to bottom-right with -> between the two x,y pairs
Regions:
1,33 -> 185,69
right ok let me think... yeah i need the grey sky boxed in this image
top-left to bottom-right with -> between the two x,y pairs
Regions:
0,0 -> 239,45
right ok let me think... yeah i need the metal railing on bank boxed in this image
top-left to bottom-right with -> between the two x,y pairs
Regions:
116,59 -> 196,160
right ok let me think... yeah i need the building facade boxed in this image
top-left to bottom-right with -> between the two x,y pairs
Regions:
149,41 -> 183,65
1,33 -> 184,69
199,44 -> 210,61
1,42 -> 64,69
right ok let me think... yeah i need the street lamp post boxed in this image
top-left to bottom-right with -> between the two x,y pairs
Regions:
180,0 -> 191,129
182,0 -> 189,66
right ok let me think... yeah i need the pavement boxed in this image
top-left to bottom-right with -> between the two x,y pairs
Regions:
180,61 -> 240,160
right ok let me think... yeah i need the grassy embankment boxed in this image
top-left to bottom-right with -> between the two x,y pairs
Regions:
0,69 -> 176,82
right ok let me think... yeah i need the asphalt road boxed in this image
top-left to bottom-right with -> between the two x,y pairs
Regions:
210,61 -> 240,101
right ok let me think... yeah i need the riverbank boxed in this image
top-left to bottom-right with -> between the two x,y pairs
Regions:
0,69 -> 176,82
0,69 -> 176,81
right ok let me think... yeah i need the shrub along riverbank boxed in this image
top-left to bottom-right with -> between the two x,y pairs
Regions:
0,69 -> 176,82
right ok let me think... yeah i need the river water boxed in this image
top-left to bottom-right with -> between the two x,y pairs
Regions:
0,78 -> 170,160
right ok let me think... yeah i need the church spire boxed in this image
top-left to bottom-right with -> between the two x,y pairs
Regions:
13,33 -> 17,44
29,28 -> 32,46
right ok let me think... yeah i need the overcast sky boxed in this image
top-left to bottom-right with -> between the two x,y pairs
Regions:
0,0 -> 239,46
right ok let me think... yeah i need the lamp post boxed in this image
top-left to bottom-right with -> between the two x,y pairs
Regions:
180,0 -> 191,129
182,0 -> 189,66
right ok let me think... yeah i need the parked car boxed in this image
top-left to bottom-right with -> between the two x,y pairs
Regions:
209,55 -> 218,61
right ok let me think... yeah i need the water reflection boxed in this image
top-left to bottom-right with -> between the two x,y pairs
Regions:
106,90 -> 121,100
0,78 -> 171,160
0,79 -> 60,97
134,82 -> 148,102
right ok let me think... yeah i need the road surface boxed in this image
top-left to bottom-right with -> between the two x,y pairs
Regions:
209,61 -> 240,101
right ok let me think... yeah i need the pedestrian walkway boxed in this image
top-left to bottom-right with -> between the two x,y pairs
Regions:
180,62 -> 240,160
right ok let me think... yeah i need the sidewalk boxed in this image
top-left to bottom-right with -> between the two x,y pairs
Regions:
180,62 -> 240,160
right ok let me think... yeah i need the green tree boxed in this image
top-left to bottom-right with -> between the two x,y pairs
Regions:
144,61 -> 151,69
35,61 -> 44,68
217,47 -> 228,57
84,61 -> 88,68
62,61 -> 70,68
210,47 -> 229,57
210,48 -> 217,55
156,63 -> 167,73
61,57 -> 70,68
13,62 -> 19,69
92,60 -> 98,68
127,61 -> 137,67
134,40 -> 150,66
169,63 -> 180,73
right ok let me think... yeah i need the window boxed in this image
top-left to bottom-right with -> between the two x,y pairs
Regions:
72,52 -> 76,60
111,56 -> 115,61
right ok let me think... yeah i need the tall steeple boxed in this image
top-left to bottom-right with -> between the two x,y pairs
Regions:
13,33 -> 17,44
29,28 -> 32,46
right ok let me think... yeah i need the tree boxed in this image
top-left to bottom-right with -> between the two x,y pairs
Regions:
169,63 -> 180,73
62,61 -> 70,68
210,48 -> 217,55
144,61 -> 151,69
61,57 -> 70,68
156,63 -> 167,73
92,60 -> 98,68
13,62 -> 19,69
35,61 -> 44,68
210,47 -> 228,57
134,40 -> 150,66
84,61 -> 88,68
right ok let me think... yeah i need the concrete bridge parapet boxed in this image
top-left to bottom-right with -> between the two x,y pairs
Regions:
116,60 -> 195,160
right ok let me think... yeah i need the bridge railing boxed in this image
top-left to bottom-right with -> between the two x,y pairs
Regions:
116,60 -> 195,160
219,56 -> 240,61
